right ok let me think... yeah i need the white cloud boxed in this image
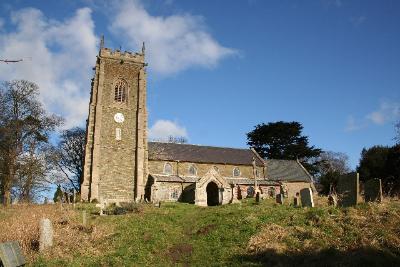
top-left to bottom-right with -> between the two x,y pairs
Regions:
366,101 -> 400,125
350,16 -> 366,27
322,0 -> 342,8
345,100 -> 400,132
149,120 -> 188,140
0,7 -> 97,128
345,115 -> 364,132
109,0 -> 236,76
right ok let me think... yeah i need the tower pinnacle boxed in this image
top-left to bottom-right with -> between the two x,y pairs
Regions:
100,35 -> 104,49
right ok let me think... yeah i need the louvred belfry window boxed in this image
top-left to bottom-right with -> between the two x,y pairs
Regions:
114,79 -> 127,102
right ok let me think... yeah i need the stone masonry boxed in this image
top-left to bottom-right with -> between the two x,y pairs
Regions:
81,40 -> 148,203
80,38 -> 316,206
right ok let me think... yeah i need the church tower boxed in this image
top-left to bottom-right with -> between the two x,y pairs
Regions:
81,37 -> 148,203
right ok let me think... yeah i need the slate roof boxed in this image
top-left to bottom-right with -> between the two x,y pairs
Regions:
151,174 -> 279,185
148,142 -> 264,166
151,175 -> 184,182
226,178 -> 279,185
266,159 -> 313,182
151,174 -> 199,183
148,142 -> 314,183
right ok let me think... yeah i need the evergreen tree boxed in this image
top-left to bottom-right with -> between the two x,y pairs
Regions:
247,121 -> 321,174
53,185 -> 63,203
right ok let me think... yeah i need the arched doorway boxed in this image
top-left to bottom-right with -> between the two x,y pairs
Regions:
206,182 -> 219,206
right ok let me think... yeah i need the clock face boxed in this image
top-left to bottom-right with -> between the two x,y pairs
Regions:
114,113 -> 125,123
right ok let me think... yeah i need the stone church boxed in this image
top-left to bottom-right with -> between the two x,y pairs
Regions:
80,41 -> 315,206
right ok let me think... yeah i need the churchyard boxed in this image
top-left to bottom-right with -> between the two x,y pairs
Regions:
1,196 -> 400,266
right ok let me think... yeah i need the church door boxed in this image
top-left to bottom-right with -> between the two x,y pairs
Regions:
206,182 -> 219,206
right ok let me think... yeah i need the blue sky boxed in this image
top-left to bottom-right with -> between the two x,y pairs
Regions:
0,0 -> 399,169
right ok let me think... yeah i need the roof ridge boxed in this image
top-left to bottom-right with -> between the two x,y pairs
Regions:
266,159 -> 298,162
148,141 -> 251,151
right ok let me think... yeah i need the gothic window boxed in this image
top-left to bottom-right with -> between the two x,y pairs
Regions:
233,167 -> 241,177
115,128 -> 121,140
255,169 -> 259,178
164,162 -> 173,175
188,164 -> 197,176
114,79 -> 127,102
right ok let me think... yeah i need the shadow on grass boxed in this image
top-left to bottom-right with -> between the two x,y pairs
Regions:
231,247 -> 400,267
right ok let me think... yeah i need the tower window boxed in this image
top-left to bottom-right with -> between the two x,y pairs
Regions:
233,167 -> 241,177
164,162 -> 173,175
115,128 -> 121,140
114,79 -> 127,102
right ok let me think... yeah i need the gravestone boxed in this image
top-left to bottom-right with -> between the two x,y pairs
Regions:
276,194 -> 284,204
337,172 -> 360,207
364,178 -> 383,202
39,218 -> 53,251
73,189 -> 76,208
96,201 -> 107,215
0,241 -> 26,267
82,210 -> 87,226
300,188 -> 314,207
293,196 -> 299,207
328,194 -> 337,207
281,185 -> 288,198
255,192 -> 260,203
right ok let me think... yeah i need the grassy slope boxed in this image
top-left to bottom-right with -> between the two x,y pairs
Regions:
27,199 -> 400,267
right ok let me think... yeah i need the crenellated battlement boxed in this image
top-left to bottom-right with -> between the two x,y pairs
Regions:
99,47 -> 145,63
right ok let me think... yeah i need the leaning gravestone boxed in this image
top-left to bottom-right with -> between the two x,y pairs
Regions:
337,172 -> 360,207
328,194 -> 337,207
39,218 -> 53,251
300,188 -> 314,207
82,210 -> 87,226
0,241 -> 26,267
364,178 -> 383,202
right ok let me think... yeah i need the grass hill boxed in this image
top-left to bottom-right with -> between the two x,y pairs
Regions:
1,198 -> 400,266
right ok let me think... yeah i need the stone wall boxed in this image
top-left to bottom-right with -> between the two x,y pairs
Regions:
153,182 -> 195,203
148,160 -> 263,179
281,182 -> 313,198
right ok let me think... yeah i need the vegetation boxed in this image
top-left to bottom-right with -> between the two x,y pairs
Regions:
0,80 -> 62,205
357,145 -> 400,196
53,185 -> 63,203
317,151 -> 351,194
50,127 -> 85,192
1,199 -> 399,266
247,121 -> 322,175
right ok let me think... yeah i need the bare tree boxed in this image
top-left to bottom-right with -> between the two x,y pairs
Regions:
318,151 -> 351,176
395,121 -> 400,144
49,127 -> 85,192
0,80 -> 62,205
317,151 -> 351,194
